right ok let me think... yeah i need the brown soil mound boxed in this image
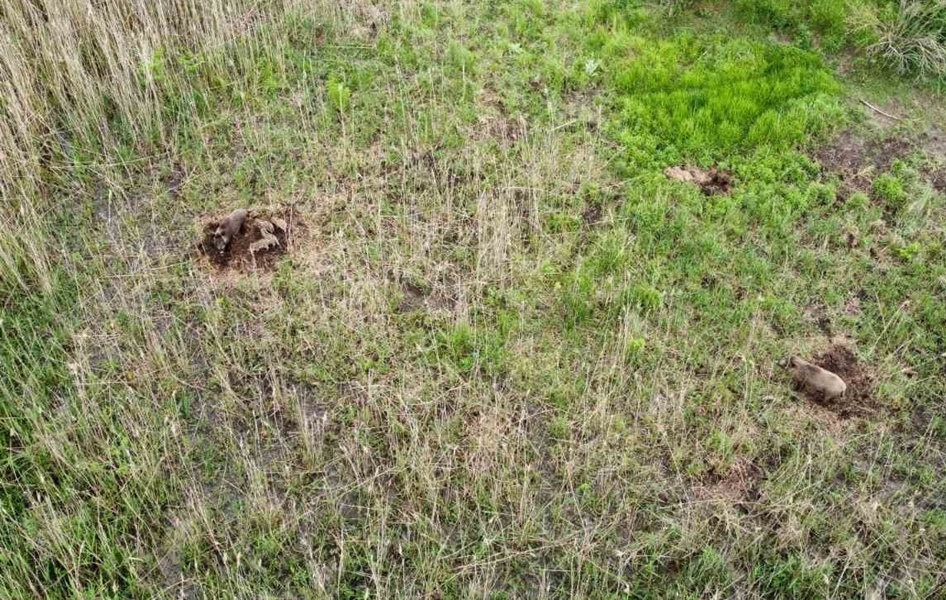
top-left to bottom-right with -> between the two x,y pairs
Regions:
198,207 -> 300,272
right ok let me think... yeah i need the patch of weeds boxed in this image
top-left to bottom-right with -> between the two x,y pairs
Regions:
732,0 -> 849,50
558,268 -> 598,331
548,415 -> 570,440
431,322 -> 508,377
872,171 -> 907,208
751,552 -> 835,599
623,283 -> 664,313
326,77 -> 352,113
624,336 -> 647,363
0,263 -> 79,573
683,546 -> 734,592
601,34 -> 843,167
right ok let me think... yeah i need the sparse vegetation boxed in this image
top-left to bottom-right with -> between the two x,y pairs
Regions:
2,0 -> 946,597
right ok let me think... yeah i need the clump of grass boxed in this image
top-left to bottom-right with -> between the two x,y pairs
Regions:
733,0 -> 946,79
850,0 -> 946,77
726,0 -> 946,79
655,0 -> 697,17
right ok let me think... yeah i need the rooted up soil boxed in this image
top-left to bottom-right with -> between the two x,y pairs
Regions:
394,278 -> 456,314
815,132 -> 913,181
815,131 -> 946,198
664,166 -> 733,195
198,207 -> 300,273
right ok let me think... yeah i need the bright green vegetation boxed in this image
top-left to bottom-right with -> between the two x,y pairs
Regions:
2,0 -> 946,597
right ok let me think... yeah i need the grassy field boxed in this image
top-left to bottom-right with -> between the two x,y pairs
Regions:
2,0 -> 946,597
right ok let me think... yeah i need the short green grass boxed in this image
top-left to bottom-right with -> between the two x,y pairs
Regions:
2,0 -> 946,597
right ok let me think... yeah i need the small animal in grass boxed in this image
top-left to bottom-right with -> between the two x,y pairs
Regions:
783,356 -> 847,401
213,208 -> 249,251
249,219 -> 279,254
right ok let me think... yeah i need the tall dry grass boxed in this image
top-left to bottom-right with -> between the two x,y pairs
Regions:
1,0 -> 279,202
0,3 -> 319,594
0,0 -> 377,299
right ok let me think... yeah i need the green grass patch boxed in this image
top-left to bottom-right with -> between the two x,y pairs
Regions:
599,33 -> 843,166
3,0 -> 946,597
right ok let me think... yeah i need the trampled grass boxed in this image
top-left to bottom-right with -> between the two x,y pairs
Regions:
1,0 -> 945,597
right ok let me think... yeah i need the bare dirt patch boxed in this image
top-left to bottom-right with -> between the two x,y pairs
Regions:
928,168 -> 946,192
843,296 -> 862,316
922,131 -> 946,193
815,132 -> 914,196
815,130 -> 946,198
923,127 -> 946,158
397,280 -> 428,313
167,162 -> 185,199
693,458 -> 764,505
664,165 -> 733,195
198,207 -> 301,273
481,115 -> 527,145
804,302 -> 833,336
581,203 -> 603,225
394,278 -> 456,314
801,345 -> 877,418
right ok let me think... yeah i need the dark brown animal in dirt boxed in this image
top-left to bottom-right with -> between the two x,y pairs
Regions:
213,208 -> 249,251
784,356 -> 847,401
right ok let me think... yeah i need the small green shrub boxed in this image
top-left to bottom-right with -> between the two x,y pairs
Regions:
872,172 -> 907,208
434,324 -> 507,375
625,284 -> 664,313
327,77 -> 352,112
733,0 -> 796,31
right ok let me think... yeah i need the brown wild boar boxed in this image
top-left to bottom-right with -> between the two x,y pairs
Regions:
785,356 -> 847,401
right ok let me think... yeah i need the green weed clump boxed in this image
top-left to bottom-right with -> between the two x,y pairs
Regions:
704,0 -> 946,81
730,0 -> 946,79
